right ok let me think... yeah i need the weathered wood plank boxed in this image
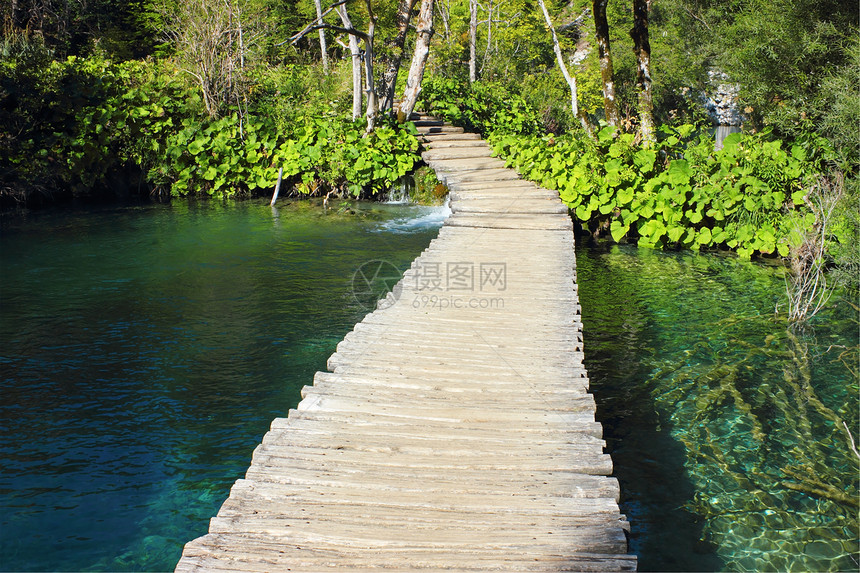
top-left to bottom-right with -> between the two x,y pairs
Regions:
417,131 -> 482,141
422,139 -> 490,149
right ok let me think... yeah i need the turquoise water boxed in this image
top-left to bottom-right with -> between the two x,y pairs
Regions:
0,199 -> 445,571
2,202 -> 856,572
576,243 -> 859,572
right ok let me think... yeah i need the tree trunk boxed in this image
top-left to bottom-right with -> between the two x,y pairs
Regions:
380,0 -> 418,113
438,0 -> 450,38
399,0 -> 435,121
592,0 -> 619,127
468,0 -> 477,83
362,0 -> 378,131
631,0 -> 654,145
537,0 -> 594,136
480,0 -> 492,75
237,2 -> 245,71
336,4 -> 363,121
363,48 -> 378,130
313,0 -> 330,73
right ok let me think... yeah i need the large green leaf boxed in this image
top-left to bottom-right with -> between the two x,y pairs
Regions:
575,204 -> 593,220
722,132 -> 743,150
617,187 -> 634,205
187,139 -> 205,155
633,149 -> 656,172
608,141 -> 625,158
667,159 -> 692,185
610,219 -> 629,242
598,126 -> 616,144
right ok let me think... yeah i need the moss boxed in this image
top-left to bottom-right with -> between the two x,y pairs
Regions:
408,166 -> 448,206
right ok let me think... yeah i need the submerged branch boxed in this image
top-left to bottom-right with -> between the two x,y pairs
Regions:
781,466 -> 859,508
842,421 -> 860,461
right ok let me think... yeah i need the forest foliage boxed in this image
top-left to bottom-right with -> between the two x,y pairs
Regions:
1,0 -> 857,298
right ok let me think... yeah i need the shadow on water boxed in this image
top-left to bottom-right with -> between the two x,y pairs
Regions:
576,241 -> 723,572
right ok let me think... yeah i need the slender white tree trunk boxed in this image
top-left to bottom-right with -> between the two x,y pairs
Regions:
363,49 -> 378,130
336,4 -> 363,120
362,1 -> 378,131
399,0 -> 435,121
468,0 -> 477,83
438,0 -> 450,38
313,0 -> 330,73
537,0 -> 593,135
481,0 -> 492,75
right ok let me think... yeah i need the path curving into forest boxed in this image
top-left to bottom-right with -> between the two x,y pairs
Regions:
175,116 -> 637,572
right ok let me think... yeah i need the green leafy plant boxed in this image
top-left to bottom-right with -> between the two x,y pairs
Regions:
420,76 -> 541,137
0,49 -> 422,203
493,124 -> 827,260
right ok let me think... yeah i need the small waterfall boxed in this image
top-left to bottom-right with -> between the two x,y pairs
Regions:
385,176 -> 413,204
375,196 -> 452,234
701,69 -> 743,150
715,125 -> 742,150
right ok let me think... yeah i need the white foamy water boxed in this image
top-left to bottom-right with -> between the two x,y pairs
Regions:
374,197 -> 451,234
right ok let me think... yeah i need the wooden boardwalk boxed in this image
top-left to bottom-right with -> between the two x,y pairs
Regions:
175,117 -> 636,572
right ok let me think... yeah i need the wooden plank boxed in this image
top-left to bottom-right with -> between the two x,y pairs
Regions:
422,148 -> 495,160
423,139 -> 490,149
279,410 -> 606,437
417,124 -> 465,134
417,132 -> 482,141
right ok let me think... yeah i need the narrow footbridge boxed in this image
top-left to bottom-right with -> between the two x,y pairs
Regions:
176,117 -> 636,572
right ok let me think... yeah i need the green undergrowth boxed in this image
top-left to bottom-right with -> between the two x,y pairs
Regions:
419,76 -> 849,262
1,50 -> 422,203
420,76 -> 543,138
493,125 -> 836,259
155,114 -> 420,199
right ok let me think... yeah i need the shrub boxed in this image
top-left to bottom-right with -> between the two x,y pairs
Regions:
493,125 -> 828,260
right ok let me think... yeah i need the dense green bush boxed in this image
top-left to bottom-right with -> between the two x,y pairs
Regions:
0,48 -> 121,198
420,76 -> 542,137
493,125 -> 831,260
154,113 -> 420,199
1,48 -> 421,203
0,47 -> 202,202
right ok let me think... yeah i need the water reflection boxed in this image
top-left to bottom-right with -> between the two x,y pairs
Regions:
577,242 -> 858,572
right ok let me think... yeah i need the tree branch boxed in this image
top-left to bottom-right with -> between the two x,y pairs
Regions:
559,8 -> 590,34
282,0 -> 364,46
682,5 -> 712,32
843,421 -> 860,461
286,21 -> 368,46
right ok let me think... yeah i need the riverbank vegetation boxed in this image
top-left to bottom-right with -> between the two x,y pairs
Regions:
416,0 -> 857,320
1,0 -> 857,316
